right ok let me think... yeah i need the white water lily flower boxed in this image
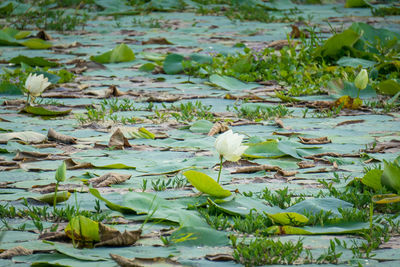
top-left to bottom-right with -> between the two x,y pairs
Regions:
25,73 -> 51,97
215,130 -> 248,162
354,69 -> 368,90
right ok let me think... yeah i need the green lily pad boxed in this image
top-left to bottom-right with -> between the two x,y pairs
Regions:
9,55 -> 59,67
209,74 -> 259,91
90,43 -> 135,64
163,53 -> 184,74
23,105 -> 72,116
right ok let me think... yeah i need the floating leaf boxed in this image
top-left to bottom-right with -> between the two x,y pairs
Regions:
0,131 -> 47,144
22,105 -> 72,116
36,191 -> 71,205
345,0 -> 370,8
170,226 -> 229,246
266,222 -> 370,235
183,170 -> 231,198
90,43 -> 135,64
20,38 -> 52,49
9,55 -> 59,67
89,188 -> 137,214
88,172 -> 131,187
372,194 -> 400,204
190,120 -> 214,133
163,53 -> 184,74
209,74 -> 259,91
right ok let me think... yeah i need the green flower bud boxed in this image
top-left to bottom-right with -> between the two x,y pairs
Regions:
55,162 -> 66,183
354,69 -> 368,90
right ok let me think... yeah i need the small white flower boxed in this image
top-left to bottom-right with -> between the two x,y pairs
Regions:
25,73 -> 51,97
215,130 -> 248,162
354,69 -> 368,90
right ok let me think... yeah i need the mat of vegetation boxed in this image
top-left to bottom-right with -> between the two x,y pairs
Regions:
1,0 -> 400,266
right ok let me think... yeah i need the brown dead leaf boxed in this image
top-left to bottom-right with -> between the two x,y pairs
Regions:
48,128 -> 77,144
276,169 -> 298,177
205,254 -> 235,261
0,246 -> 33,259
297,161 -> 316,169
13,151 -> 49,162
39,231 -> 70,242
94,224 -> 141,247
273,131 -> 301,137
89,173 -> 131,188
362,140 -> 400,153
110,254 -> 182,267
298,136 -> 331,144
232,164 -> 281,174
335,119 -> 365,127
37,30 -> 52,40
274,118 -> 291,130
142,37 -> 173,45
31,183 -> 86,193
69,59 -> 106,74
64,158 -> 94,170
208,122 -> 229,136
2,99 -> 26,106
109,128 -> 131,149
267,40 -> 298,50
290,25 -> 309,39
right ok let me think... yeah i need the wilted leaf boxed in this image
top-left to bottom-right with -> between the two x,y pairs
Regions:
65,216 -> 100,244
110,254 -> 180,267
0,246 -> 33,259
95,223 -> 141,247
372,194 -> 400,204
88,172 -> 131,187
207,121 -> 229,136
48,128 -> 77,144
334,95 -> 362,109
0,131 -> 47,144
142,37 -> 173,45
109,128 -> 131,149
298,136 -> 331,145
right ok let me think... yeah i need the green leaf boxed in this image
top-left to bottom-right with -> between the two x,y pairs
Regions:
139,62 -> 156,72
170,226 -> 229,246
163,53 -> 184,74
336,57 -> 376,68
36,191 -> 71,204
20,38 -> 52,49
90,43 -> 135,64
268,212 -> 309,225
189,53 -> 213,64
23,105 -> 72,116
95,163 -> 136,169
314,29 -> 360,60
381,160 -> 400,193
140,51 -> 165,61
0,82 -> 22,95
345,0 -> 370,8
9,55 -> 59,67
266,222 -> 370,235
209,74 -> 259,91
89,188 -> 137,214
361,169 -> 383,191
377,80 -> 400,96
183,170 -> 231,198
189,120 -> 213,133
32,70 -> 61,84
372,194 -> 400,204
243,140 -> 286,159
55,162 -> 66,183
0,30 -> 19,46
65,216 -> 100,242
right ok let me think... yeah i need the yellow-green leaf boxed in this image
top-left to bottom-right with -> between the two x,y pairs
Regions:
36,191 -> 70,204
183,170 -> 231,198
65,216 -> 100,242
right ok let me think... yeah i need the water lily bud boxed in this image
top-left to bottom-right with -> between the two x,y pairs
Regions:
215,130 -> 248,162
354,69 -> 368,90
55,162 -> 66,183
25,73 -> 51,97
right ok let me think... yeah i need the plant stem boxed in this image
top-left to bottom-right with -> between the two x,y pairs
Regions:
53,181 -> 59,213
217,155 -> 223,184
357,88 -> 360,99
369,201 -> 373,230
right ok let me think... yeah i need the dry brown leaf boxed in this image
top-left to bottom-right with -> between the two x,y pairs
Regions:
267,40 -> 298,49
298,136 -> 331,144
64,158 -> 94,170
2,99 -> 26,106
208,122 -> 229,136
36,30 -> 52,40
290,25 -> 309,39
276,169 -> 298,177
297,161 -> 316,169
13,151 -> 49,162
272,131 -> 301,137
205,253 -> 235,261
142,37 -> 173,45
335,119 -> 365,127
109,128 -> 131,149
232,164 -> 281,174
0,246 -> 33,259
89,173 -> 132,187
362,140 -> 400,153
95,224 -> 142,247
48,128 -> 77,144
274,118 -> 291,130
110,254 -> 182,267
39,231 -> 70,242
31,183 -> 86,193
